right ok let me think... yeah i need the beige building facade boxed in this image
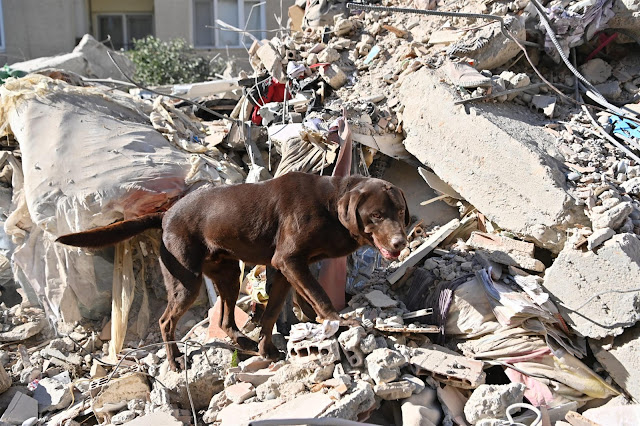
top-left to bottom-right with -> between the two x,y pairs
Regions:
0,0 -> 293,65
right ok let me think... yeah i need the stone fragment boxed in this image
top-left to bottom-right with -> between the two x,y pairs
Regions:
0,392 -> 38,425
544,233 -> 640,338
319,64 -> 347,89
364,290 -> 397,308
320,381 -> 376,421
463,383 -> 525,424
157,347 -> 228,409
310,363 -> 335,384
360,334 -> 377,354
410,344 -> 486,389
317,47 -> 340,63
236,369 -> 275,387
338,326 -> 366,367
239,356 -> 272,373
591,201 -> 634,230
467,231 -> 544,272
334,18 -> 354,36
374,380 -> 414,400
400,68 -> 588,253
216,400 -> 282,425
591,324 -> 640,402
0,364 -> 10,394
622,177 -> 640,195
287,338 -> 340,366
111,410 -> 137,425
531,94 -> 557,118
120,412 -> 183,426
587,227 -> 615,250
365,348 -> 406,385
579,58 -> 613,84
225,382 -> 256,404
401,374 -> 425,394
256,363 -> 317,401
402,386 -> 442,426
595,81 -> 622,99
259,392 -> 334,421
256,42 -> 286,83
33,378 -> 72,413
91,373 -> 150,422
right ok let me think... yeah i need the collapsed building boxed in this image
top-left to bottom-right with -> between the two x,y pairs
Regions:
1,0 -> 640,425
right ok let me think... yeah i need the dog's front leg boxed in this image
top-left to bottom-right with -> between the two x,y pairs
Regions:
272,255 -> 342,323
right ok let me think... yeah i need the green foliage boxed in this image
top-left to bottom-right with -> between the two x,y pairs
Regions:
231,349 -> 239,368
127,36 -> 224,85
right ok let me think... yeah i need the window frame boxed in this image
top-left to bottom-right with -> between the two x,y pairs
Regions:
0,0 -> 6,52
96,12 -> 154,50
193,0 -> 267,49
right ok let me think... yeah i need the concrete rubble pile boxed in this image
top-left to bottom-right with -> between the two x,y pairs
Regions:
1,0 -> 640,424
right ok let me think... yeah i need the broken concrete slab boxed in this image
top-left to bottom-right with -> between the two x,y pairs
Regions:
91,373 -> 150,421
0,365 -> 9,394
579,58 -> 613,85
217,399 -> 282,425
225,382 -> 256,404
400,68 -> 589,253
464,383 -> 525,424
364,290 -> 397,308
0,392 -> 38,425
320,381 -> 376,421
120,411 -> 183,426
467,231 -> 545,272
410,344 -> 486,389
11,35 -> 135,81
374,380 -> 414,400
157,347 -> 227,409
591,323 -> 640,402
33,377 -> 72,413
543,233 -> 640,339
260,392 -> 335,421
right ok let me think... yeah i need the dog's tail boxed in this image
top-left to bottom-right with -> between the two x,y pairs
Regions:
56,212 -> 165,248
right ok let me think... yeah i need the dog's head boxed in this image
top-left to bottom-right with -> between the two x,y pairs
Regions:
338,178 -> 410,260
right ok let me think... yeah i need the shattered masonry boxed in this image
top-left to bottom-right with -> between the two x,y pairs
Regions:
1,0 -> 640,425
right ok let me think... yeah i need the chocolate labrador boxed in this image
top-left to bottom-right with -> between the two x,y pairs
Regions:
57,172 -> 409,370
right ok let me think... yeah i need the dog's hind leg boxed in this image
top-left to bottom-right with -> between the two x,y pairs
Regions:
258,269 -> 290,360
158,239 -> 204,371
203,259 -> 256,352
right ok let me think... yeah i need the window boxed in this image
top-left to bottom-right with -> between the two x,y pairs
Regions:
193,0 -> 266,48
0,0 -> 5,52
97,13 -> 154,50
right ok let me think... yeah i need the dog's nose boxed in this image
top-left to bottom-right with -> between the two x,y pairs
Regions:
391,235 -> 407,250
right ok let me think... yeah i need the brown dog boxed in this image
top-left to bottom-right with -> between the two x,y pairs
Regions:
57,172 -> 409,370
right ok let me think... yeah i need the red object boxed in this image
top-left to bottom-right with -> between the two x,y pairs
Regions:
251,78 -> 291,125
585,32 -> 618,62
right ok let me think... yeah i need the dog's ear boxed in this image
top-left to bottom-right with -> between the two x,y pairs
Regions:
338,189 -> 364,237
399,188 -> 411,227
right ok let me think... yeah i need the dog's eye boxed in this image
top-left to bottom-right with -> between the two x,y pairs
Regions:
371,213 -> 382,220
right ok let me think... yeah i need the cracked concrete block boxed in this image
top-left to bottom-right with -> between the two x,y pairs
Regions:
338,326 -> 367,367
319,64 -> 347,89
579,58 -> 613,84
410,344 -> 486,389
0,392 -> 38,425
365,290 -> 398,308
91,373 -> 150,421
365,348 -> 406,385
591,324 -> 640,402
287,338 -> 340,366
256,42 -> 286,83
33,378 -> 72,413
464,383 -> 525,424
543,233 -> 640,339
225,382 -> 256,404
467,231 -> 545,272
400,68 -> 589,253
374,380 -> 415,400
591,201 -> 634,230
0,364 -> 9,394
321,381 -> 376,421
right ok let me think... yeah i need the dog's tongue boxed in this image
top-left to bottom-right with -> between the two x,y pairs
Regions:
379,247 -> 401,260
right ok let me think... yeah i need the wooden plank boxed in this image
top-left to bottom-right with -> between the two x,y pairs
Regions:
387,218 -> 460,284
